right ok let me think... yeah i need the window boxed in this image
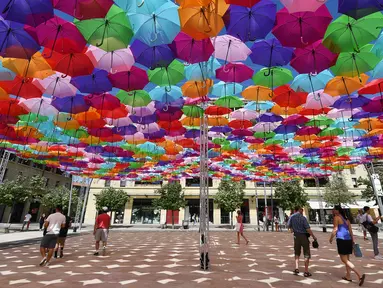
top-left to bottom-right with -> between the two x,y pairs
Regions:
186,178 -> 212,187
352,178 -> 358,188
9,154 -> 17,162
55,181 -> 60,187
255,182 -> 271,187
105,180 -> 111,187
350,167 -> 355,175
303,177 -> 328,187
120,180 -> 126,187
135,181 -> 163,186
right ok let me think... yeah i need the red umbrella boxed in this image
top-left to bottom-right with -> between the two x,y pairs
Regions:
290,40 -> 338,74
296,126 -> 321,136
272,5 -> 332,48
108,67 -> 149,92
44,49 -> 94,77
0,76 -> 43,99
52,0 -> 113,20
272,85 -> 307,108
97,104 -> 128,119
156,110 -> 183,121
299,107 -> 330,116
84,93 -> 121,110
358,79 -> 383,96
225,0 -> 261,7
0,99 -> 28,117
205,105 -> 232,115
282,114 -> 309,125
216,63 -> 254,83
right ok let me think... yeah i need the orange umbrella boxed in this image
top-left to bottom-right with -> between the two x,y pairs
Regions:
208,116 -> 229,126
364,129 -> 383,137
55,119 -> 80,130
271,105 -> 302,115
354,118 -> 383,130
324,74 -> 369,96
182,79 -> 213,98
241,85 -> 272,101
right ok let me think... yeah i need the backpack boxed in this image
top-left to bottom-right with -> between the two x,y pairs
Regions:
362,219 -> 379,233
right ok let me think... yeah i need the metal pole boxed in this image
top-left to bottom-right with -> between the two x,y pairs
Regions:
255,182 -> 259,231
67,176 -> 74,217
271,182 -> 274,232
79,178 -> 93,231
263,182 -> 268,231
364,163 -> 383,215
315,177 -> 327,232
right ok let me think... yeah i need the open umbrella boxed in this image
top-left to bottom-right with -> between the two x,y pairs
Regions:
305,90 -> 335,109
19,97 -> 59,116
216,63 -> 253,84
52,0 -> 113,20
212,35 -> 251,64
0,62 -> 15,81
130,39 -> 174,69
0,76 -> 42,99
252,67 -> 293,88
324,74 -> 369,96
333,95 -> 370,110
338,0 -> 383,20
116,0 -> 167,14
129,1 -> 180,46
147,60 -> 184,91
86,46 -> 135,73
108,66 -> 149,92
290,70 -> 333,93
281,0 -> 327,13
116,90 -> 151,107
272,5 -> 332,48
272,85 -> 307,108
223,0 -> 276,42
34,72 -> 77,97
70,69 -> 113,94
51,94 -> 91,114
75,5 -> 133,52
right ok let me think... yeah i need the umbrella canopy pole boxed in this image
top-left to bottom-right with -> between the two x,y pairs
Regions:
315,176 -> 327,232
199,101 -> 209,271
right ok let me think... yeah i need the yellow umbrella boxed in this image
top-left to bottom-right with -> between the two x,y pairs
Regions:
324,74 -> 369,96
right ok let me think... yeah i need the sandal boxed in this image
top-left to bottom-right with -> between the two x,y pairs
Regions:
304,272 -> 312,277
359,274 -> 365,286
293,269 -> 299,275
342,277 -> 352,282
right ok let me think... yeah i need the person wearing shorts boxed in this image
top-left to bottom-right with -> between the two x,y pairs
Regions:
55,214 -> 71,258
94,207 -> 111,256
287,206 -> 317,277
39,206 -> 66,267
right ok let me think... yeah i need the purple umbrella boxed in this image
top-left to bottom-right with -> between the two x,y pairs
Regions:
51,94 -> 90,114
169,32 -> 214,64
144,129 -> 166,140
250,38 -> 293,73
0,18 -> 40,59
296,126 -> 321,135
130,39 -> 174,69
258,112 -> 284,122
112,125 -> 137,136
223,0 -> 277,42
333,95 -> 370,110
338,0 -> 383,19
130,114 -> 157,125
210,126 -> 232,133
0,0 -> 54,27
353,111 -> 383,119
185,129 -> 200,138
274,125 -> 298,134
362,97 -> 383,113
70,69 -> 113,94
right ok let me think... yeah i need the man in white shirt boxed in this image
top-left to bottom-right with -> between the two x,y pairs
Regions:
361,206 -> 382,260
21,212 -> 32,231
39,206 -> 66,267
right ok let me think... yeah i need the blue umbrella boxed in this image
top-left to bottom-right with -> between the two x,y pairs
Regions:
372,58 -> 383,78
115,0 -> 167,14
211,81 -> 243,97
372,32 -> 383,58
338,0 -> 383,19
130,39 -> 174,69
0,61 -> 15,80
274,125 -> 298,134
185,57 -> 220,81
344,128 -> 367,138
245,101 -> 274,111
0,18 -> 40,59
149,86 -> 182,103
51,94 -> 91,114
290,70 -> 333,93
330,119 -> 358,129
128,1 -> 180,46
70,69 -> 113,94
0,0 -> 54,27
223,0 -> 277,42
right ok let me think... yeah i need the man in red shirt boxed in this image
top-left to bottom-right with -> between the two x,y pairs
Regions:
93,207 -> 111,256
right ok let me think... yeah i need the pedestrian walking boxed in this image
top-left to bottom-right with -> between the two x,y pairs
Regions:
94,207 -> 111,256
21,211 -> 32,231
236,210 -> 249,245
54,213 -> 72,259
192,213 -> 196,225
287,206 -> 317,277
39,213 -> 46,231
329,206 -> 365,285
274,214 -> 280,232
39,206 -> 66,267
361,206 -> 383,260
356,209 -> 368,240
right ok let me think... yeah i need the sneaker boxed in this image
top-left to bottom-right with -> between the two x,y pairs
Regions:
102,246 -> 106,250
60,252 -> 63,258
39,258 -> 47,266
374,255 -> 383,260
45,262 -> 50,267
94,252 -> 99,256
54,251 -> 58,259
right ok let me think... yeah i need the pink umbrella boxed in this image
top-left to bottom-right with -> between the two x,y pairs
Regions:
305,89 -> 335,109
280,0 -> 327,13
106,116 -> 133,127
125,132 -> 145,142
362,97 -> 383,113
231,109 -> 259,120
137,123 -> 160,134
327,108 -> 360,119
272,5 -> 332,48
216,63 -> 254,83
212,35 -> 251,64
252,122 -> 278,133
282,114 -> 309,125
33,72 -> 77,97
169,32 -> 214,64
86,45 -> 135,73
108,66 -> 149,92
296,126 -> 321,135
290,40 -> 338,74
19,97 -> 59,116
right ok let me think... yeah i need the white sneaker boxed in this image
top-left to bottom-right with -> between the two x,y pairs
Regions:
102,246 -> 106,250
374,254 -> 383,260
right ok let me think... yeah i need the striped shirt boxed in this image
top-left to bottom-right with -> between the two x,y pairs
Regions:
287,212 -> 310,234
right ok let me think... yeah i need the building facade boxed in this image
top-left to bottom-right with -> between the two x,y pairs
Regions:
0,151 -> 72,223
84,165 -> 378,226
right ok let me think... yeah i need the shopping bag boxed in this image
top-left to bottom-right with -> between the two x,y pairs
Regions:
353,243 -> 363,258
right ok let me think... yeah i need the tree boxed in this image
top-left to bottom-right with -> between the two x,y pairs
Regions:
41,186 -> 78,216
215,180 -> 245,228
274,181 -> 309,211
0,176 -> 32,224
28,175 -> 48,201
152,182 -> 186,229
95,187 -> 129,213
357,168 -> 383,202
324,176 -> 354,206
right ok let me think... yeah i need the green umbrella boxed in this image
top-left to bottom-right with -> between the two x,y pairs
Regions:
182,106 -> 204,117
253,131 -> 275,139
63,128 -> 89,138
252,67 -> 293,88
40,136 -> 61,143
331,44 -> 381,77
147,59 -> 184,91
212,138 -> 229,145
305,116 -> 334,127
121,144 -> 139,152
264,138 -> 283,146
337,147 -> 354,156
75,5 -> 133,52
19,113 -> 48,123
116,90 -> 151,107
214,96 -> 243,108
318,127 -> 344,137
323,12 -> 383,53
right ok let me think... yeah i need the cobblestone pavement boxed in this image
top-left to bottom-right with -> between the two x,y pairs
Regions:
0,231 -> 383,288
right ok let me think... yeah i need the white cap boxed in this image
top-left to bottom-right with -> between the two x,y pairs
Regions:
102,207 -> 108,212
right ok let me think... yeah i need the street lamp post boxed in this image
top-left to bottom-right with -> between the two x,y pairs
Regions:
315,177 -> 327,232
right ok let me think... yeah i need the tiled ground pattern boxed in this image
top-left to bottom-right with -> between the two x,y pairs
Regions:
0,231 -> 383,287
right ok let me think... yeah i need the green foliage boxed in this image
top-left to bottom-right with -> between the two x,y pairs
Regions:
0,176 -> 31,207
95,187 -> 129,212
215,180 -> 245,213
29,175 -> 48,201
152,182 -> 186,211
324,176 -> 354,206
41,186 -> 78,215
357,168 -> 383,202
274,181 -> 309,211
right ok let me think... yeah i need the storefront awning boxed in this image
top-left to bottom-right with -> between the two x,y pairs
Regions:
308,200 -> 378,210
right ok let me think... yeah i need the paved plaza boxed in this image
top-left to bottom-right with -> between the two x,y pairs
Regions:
0,230 -> 383,288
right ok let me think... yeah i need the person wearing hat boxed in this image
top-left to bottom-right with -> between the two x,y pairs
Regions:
93,207 -> 111,256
